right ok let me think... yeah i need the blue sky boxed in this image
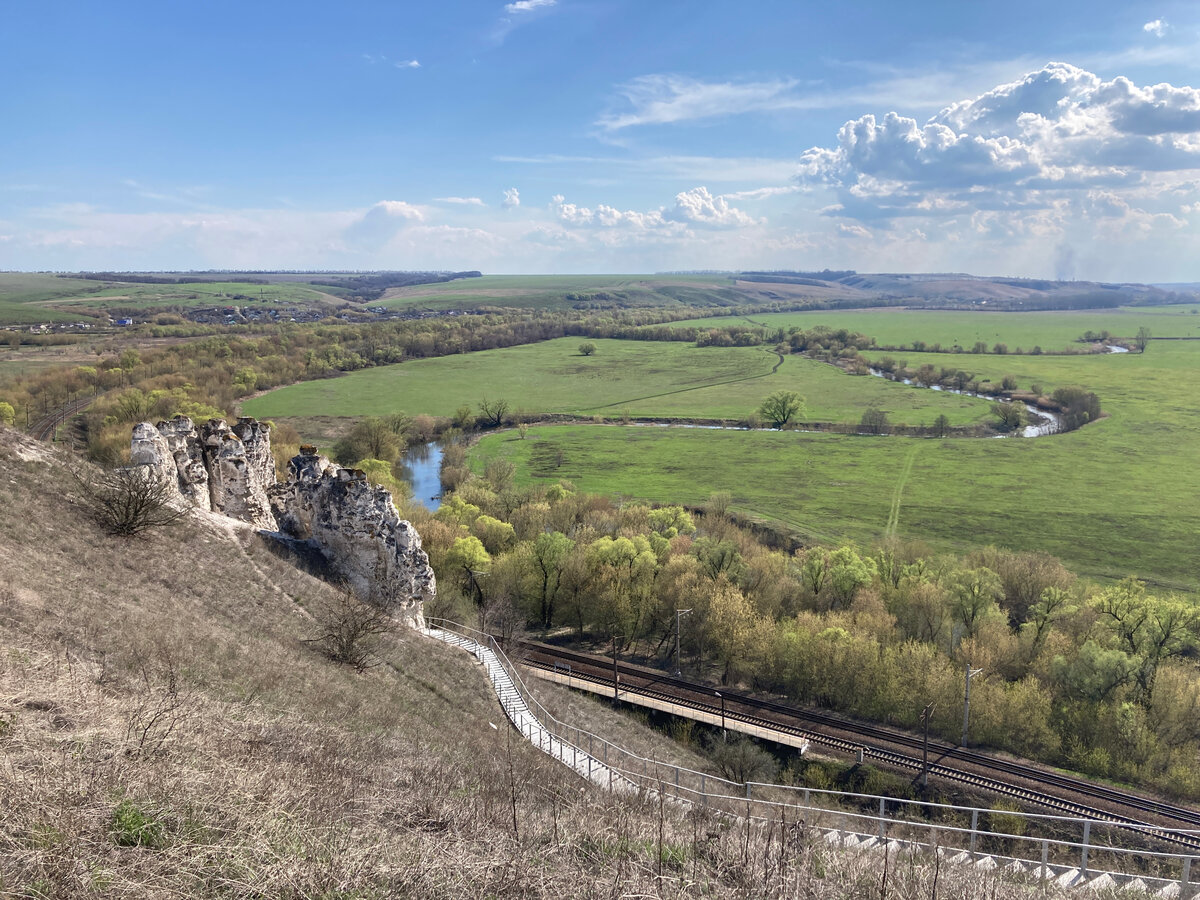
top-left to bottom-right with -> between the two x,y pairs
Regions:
3,0 -> 1200,280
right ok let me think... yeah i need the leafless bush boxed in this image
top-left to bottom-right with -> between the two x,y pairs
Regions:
305,586 -> 392,672
74,464 -> 189,536
124,650 -> 191,759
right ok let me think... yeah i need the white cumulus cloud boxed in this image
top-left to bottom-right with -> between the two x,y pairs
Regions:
551,194 -> 670,230
436,196 -> 485,206
549,187 -> 756,233
1143,19 -> 1168,38
343,200 -> 426,250
666,187 -> 758,227
502,187 -> 521,208
396,59 -> 420,69
505,0 -> 555,12
799,62 -> 1200,224
369,200 -> 425,221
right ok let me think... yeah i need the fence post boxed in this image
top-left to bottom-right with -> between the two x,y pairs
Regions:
879,798 -> 886,841
1182,857 -> 1193,900
1041,840 -> 1049,883
701,774 -> 707,806
1080,820 -> 1090,878
747,782 -> 752,801
969,810 -> 978,859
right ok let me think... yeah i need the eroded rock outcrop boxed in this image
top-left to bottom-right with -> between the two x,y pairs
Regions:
130,420 -> 434,625
199,419 -> 274,528
270,446 -> 435,626
132,415 -> 273,526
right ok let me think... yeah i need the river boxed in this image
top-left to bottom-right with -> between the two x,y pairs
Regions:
397,441 -> 444,510
867,369 -> 1063,437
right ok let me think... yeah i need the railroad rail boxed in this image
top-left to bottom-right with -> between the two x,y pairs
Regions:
28,393 -> 98,442
520,640 -> 1200,852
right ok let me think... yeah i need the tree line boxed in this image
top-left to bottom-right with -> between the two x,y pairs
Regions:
393,456 -> 1200,800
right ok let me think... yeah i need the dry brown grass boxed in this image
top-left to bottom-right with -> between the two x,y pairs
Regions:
0,425 -> 1096,898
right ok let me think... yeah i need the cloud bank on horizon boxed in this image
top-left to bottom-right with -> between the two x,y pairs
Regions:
5,24 -> 1200,283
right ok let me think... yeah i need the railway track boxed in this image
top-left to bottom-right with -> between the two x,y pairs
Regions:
521,641 -> 1200,851
28,394 -> 97,442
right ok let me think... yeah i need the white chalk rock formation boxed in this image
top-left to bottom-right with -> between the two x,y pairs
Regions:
157,416 -> 211,511
130,422 -> 181,489
129,422 -> 435,626
131,416 -> 272,525
199,418 -> 275,529
270,446 -> 435,626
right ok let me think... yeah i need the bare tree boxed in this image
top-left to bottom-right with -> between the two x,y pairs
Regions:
478,397 -> 509,428
305,586 -> 392,672
1135,326 -> 1151,352
990,401 -> 1026,431
859,407 -> 889,434
74,465 -> 189,536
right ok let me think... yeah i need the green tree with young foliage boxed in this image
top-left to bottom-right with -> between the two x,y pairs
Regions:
757,390 -> 804,429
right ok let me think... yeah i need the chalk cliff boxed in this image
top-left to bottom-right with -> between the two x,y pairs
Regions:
270,446 -> 435,626
130,418 -> 434,625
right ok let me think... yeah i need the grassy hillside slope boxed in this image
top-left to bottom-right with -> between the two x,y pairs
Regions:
0,428 -> 696,896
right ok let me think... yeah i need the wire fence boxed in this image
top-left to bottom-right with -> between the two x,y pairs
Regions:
427,618 -> 1199,894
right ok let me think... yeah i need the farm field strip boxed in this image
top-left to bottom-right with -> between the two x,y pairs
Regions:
663,307 -> 1200,348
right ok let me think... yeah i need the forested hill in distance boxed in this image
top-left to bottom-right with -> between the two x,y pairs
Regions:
0,270 -> 1196,326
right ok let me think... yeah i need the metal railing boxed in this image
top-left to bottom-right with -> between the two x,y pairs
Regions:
426,618 -> 1198,893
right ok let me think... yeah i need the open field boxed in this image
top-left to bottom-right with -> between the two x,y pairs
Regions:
375,274 -> 746,310
0,272 -> 352,325
243,337 -> 994,426
0,273 -> 113,323
469,339 -> 1200,589
0,334 -> 206,377
665,306 -> 1200,350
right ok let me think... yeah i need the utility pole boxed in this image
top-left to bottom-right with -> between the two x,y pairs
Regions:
920,702 -> 936,788
611,634 -> 621,706
962,662 -> 984,747
674,608 -> 692,676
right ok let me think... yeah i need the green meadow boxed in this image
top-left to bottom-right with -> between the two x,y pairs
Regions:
243,337 -> 993,425
470,339 -> 1200,589
0,273 -> 111,323
243,308 -> 1200,588
48,280 -> 344,310
667,306 -> 1200,350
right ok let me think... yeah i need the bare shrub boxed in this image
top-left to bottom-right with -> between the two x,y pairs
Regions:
305,587 -> 391,672
74,464 -> 189,536
125,650 -> 191,759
